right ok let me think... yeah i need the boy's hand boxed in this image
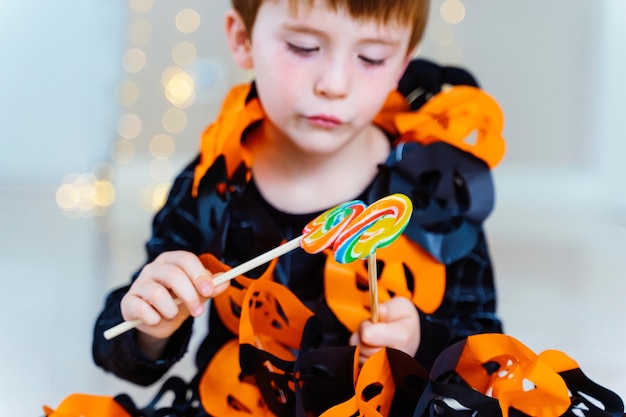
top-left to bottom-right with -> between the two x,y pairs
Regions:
120,251 -> 229,352
349,297 -> 420,364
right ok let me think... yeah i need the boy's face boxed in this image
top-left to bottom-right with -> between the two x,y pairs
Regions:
246,0 -> 413,155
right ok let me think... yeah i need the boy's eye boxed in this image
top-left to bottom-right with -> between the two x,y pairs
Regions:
287,42 -> 319,55
359,55 -> 385,67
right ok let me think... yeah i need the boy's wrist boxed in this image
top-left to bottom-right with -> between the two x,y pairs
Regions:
135,331 -> 170,361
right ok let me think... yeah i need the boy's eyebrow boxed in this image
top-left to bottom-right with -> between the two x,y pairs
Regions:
281,23 -> 402,47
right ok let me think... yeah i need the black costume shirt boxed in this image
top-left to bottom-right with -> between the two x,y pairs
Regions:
92,59 -> 503,391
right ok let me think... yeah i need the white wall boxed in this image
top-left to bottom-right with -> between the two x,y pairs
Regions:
0,1 -> 123,183
419,0 -> 626,213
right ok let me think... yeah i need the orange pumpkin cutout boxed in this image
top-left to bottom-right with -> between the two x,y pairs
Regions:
238,279 -> 317,416
319,348 -> 393,417
200,252 -> 278,336
200,339 -> 275,417
454,334 -> 571,417
239,279 -> 314,349
324,235 -> 445,332
43,394 -> 130,417
192,84 -> 264,196
394,85 -> 505,168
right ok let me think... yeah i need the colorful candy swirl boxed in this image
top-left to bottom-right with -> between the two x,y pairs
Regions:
332,194 -> 413,264
301,200 -> 367,254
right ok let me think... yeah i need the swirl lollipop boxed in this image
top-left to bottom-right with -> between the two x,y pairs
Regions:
333,194 -> 413,322
301,200 -> 367,253
103,199 -> 368,340
333,194 -> 413,263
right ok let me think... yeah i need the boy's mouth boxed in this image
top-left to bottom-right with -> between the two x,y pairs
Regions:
306,114 -> 343,128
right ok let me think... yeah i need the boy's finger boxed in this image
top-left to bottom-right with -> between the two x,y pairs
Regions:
210,272 -> 230,296
194,272 -> 215,297
157,251 -> 207,282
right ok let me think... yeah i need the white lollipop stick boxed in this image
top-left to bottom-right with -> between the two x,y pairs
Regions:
367,253 -> 379,323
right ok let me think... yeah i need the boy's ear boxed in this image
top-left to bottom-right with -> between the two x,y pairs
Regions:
225,9 -> 253,70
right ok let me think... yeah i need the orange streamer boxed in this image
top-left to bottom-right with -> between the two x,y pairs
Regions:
394,85 -> 506,167
200,339 -> 274,416
200,253 -> 277,336
456,334 -> 572,417
319,348 -> 395,417
43,394 -> 130,417
324,235 -> 445,332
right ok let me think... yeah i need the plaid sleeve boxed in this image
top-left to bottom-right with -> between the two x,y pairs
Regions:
415,229 -> 503,369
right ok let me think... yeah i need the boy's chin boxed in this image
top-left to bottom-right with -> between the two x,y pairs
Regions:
286,131 -> 355,156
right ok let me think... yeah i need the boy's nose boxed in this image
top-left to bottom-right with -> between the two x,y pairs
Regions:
314,59 -> 350,99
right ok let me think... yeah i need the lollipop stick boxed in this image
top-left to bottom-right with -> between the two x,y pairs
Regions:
103,236 -> 304,340
212,236 -> 303,286
367,252 -> 379,323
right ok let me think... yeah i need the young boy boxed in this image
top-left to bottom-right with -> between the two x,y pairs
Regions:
92,0 -> 503,415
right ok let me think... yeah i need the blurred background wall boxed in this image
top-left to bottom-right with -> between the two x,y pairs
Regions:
1,0 -> 625,415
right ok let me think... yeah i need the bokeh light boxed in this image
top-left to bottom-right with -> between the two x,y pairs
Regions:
117,113 -> 142,140
161,66 -> 184,86
141,182 -> 172,213
56,182 -> 80,211
92,180 -> 116,207
162,108 -> 187,133
59,1 -> 206,219
172,41 -> 197,67
122,48 -> 147,73
440,0 -> 466,24
165,71 -> 195,108
56,173 -> 116,217
175,8 -> 201,34
129,0 -> 154,14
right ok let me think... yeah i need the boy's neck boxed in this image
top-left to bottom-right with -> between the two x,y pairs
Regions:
246,121 -> 390,214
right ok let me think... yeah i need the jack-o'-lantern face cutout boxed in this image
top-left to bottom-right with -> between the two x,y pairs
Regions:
447,334 -> 572,417
200,339 -> 274,417
192,84 -> 264,196
319,347 -> 429,417
199,253 -> 277,335
239,280 -> 314,349
320,348 -> 393,417
378,140 -> 494,264
394,85 -> 505,168
426,334 -> 626,417
324,235 -> 445,332
238,279 -> 317,416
